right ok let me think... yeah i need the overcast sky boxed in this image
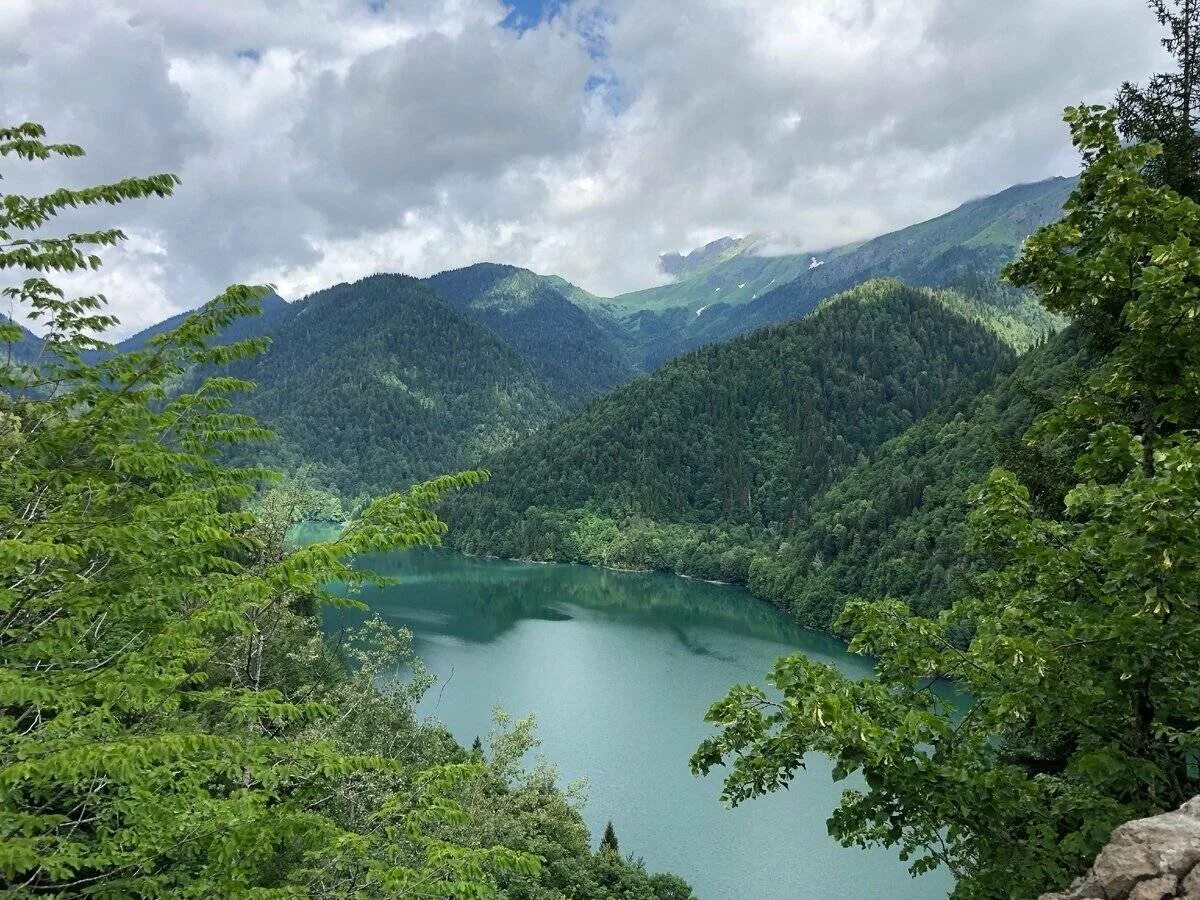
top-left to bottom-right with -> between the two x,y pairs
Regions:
0,0 -> 1171,336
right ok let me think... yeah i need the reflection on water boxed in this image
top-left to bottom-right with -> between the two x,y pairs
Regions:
300,525 -> 952,900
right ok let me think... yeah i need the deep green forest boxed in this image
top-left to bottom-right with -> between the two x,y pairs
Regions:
217,274 -> 565,500
425,263 -> 636,404
443,279 -> 1023,621
745,328 -> 1089,627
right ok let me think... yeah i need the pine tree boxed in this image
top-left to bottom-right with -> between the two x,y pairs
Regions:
599,821 -> 620,856
1116,0 -> 1200,198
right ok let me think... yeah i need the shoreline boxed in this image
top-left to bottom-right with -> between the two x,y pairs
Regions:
458,547 -> 737,586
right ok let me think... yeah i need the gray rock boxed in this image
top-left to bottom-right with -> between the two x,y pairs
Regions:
1039,798 -> 1200,900
1093,833 -> 1160,897
1127,875 -> 1178,900
1180,863 -> 1200,898
1109,809 -> 1200,879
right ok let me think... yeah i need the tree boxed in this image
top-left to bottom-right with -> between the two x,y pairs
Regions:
0,122 -> 536,896
691,106 -> 1200,899
599,821 -> 620,856
1116,0 -> 1200,199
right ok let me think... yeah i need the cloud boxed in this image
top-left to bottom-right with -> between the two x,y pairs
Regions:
0,0 -> 1171,336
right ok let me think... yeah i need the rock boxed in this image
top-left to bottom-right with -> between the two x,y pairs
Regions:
1109,811 -> 1200,877
1128,875 -> 1178,900
1181,864 -> 1200,898
1093,834 -> 1160,896
1039,798 -> 1200,900
1038,875 -> 1107,900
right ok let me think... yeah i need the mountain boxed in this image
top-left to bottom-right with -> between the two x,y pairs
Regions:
2,316 -> 45,365
424,263 -> 636,404
748,328 -> 1089,628
603,176 -> 1076,367
116,291 -> 295,353
658,235 -> 762,280
443,279 -> 1017,599
219,274 -> 563,498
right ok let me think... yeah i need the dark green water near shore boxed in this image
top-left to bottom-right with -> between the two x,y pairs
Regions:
309,533 -> 954,899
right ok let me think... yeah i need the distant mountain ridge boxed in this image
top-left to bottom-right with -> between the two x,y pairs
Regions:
116,292 -> 294,353
5,172 -> 1082,509
424,263 -> 636,405
211,274 -> 564,498
601,175 -> 1076,367
658,235 -> 760,279
2,316 -> 45,366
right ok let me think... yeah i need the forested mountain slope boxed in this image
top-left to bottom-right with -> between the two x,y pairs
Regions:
445,285 -> 1092,631
116,291 -> 295,353
749,328 -> 1089,627
221,274 -> 562,499
606,176 -> 1074,367
2,316 -> 44,365
444,280 -> 1016,596
425,263 -> 636,403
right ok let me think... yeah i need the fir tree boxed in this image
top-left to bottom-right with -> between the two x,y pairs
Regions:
1116,0 -> 1200,198
599,821 -> 620,856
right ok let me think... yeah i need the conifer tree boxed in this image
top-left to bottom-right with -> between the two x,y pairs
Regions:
599,821 -> 620,856
1117,0 -> 1200,198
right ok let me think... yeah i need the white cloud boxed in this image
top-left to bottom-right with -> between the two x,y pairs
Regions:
0,0 -> 1172,336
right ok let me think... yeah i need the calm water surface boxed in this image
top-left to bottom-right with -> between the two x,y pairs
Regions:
312,536 -> 953,899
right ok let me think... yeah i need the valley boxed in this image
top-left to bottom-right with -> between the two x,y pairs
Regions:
9,4 -> 1200,898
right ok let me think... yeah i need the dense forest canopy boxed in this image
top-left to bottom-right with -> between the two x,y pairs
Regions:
424,263 -> 636,404
443,280 -> 1023,607
215,273 -> 565,501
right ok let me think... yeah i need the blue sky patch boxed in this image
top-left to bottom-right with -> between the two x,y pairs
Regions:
500,0 -> 571,33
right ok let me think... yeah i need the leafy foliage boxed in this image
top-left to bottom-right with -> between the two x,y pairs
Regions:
114,290 -> 295,354
0,123 -> 691,899
692,107 -> 1200,899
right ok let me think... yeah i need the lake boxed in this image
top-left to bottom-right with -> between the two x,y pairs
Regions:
316,541 -> 953,899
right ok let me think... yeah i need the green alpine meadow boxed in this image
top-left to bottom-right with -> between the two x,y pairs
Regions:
3,1 -> 1200,898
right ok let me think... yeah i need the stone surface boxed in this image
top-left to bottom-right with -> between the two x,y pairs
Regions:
1128,875 -> 1178,900
1093,836 -> 1160,897
1038,798 -> 1200,900
1180,864 -> 1200,898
